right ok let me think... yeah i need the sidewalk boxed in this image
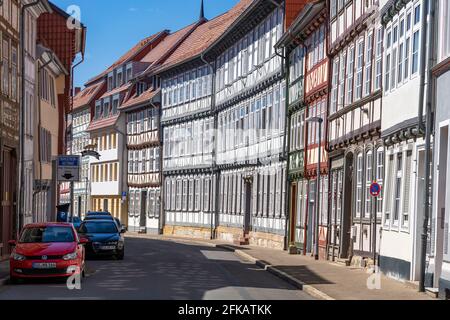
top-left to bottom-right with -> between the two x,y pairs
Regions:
128,233 -> 435,300
0,259 -> 9,286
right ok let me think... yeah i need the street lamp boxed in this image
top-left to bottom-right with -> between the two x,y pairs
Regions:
306,116 -> 323,261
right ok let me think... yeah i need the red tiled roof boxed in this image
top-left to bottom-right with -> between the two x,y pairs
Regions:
72,81 -> 105,110
86,114 -> 120,132
99,82 -> 132,100
141,23 -> 197,68
120,88 -> 161,110
86,30 -> 168,85
156,0 -> 253,72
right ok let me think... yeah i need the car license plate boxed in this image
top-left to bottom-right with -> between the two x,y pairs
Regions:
100,246 -> 116,250
32,263 -> 57,269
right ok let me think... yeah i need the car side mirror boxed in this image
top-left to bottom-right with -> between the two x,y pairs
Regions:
120,226 -> 127,234
8,240 -> 16,247
79,238 -> 89,245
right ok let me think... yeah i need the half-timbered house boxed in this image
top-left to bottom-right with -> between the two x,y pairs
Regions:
157,0 -> 252,240
378,0 -> 431,282
71,80 -> 106,218
120,23 -> 198,233
1,0 -> 22,258
276,0 -> 327,255
86,31 -> 168,226
201,0 -> 287,249
327,0 -> 383,266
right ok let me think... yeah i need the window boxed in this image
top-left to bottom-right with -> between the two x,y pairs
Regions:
346,46 -> 355,105
385,53 -> 391,92
398,43 -> 404,83
376,148 -> 384,218
355,40 -> 364,100
440,0 -> 450,60
356,153 -> 363,218
402,151 -> 412,228
404,37 -> 410,78
384,154 -> 394,226
393,153 -> 403,226
338,52 -> 346,108
412,31 -> 420,74
414,4 -> 421,25
365,151 -> 373,218
364,33 -> 373,96
331,58 -> 339,113
375,28 -> 383,90
391,47 -> 397,89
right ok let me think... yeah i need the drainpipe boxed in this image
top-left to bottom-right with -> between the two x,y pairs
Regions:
18,0 -> 44,237
32,50 -> 55,222
419,0 -> 436,293
275,42 -> 289,252
201,52 -> 217,240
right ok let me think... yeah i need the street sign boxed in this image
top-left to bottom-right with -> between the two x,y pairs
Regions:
370,182 -> 382,197
57,155 -> 81,182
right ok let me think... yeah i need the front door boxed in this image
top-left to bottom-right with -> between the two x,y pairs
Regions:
329,169 -> 344,260
1,148 -> 16,259
307,180 -> 316,254
140,190 -> 148,230
244,181 -> 252,235
435,125 -> 449,287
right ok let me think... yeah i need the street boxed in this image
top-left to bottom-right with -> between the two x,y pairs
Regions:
0,237 -> 313,300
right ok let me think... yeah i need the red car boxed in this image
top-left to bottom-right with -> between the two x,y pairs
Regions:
8,223 -> 88,283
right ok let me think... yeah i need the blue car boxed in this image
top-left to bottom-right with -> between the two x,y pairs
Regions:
78,220 -> 125,260
69,216 -> 82,230
85,211 -> 112,216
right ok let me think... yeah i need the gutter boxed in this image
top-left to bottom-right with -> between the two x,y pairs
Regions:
419,0 -> 436,293
200,52 -> 217,240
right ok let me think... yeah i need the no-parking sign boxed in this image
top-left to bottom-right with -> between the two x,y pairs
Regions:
370,182 -> 382,197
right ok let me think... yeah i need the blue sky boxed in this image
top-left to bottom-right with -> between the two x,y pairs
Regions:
51,0 -> 240,88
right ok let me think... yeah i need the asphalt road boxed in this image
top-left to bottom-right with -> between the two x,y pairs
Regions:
0,237 -> 314,300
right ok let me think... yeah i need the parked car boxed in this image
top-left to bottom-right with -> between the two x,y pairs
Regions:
85,211 -> 111,217
83,215 -> 126,232
8,223 -> 87,283
69,216 -> 82,230
78,220 -> 125,260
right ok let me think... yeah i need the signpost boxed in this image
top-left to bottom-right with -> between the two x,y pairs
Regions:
57,155 -> 81,222
57,155 -> 81,182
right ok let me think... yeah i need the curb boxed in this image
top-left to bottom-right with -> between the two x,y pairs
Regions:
216,244 -> 335,300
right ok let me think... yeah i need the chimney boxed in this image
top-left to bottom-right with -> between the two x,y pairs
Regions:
74,87 -> 81,96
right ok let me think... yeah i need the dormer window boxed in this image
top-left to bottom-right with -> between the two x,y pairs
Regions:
112,96 -> 119,115
117,70 -> 123,87
137,82 -> 148,96
103,99 -> 110,118
95,101 -> 102,119
107,73 -> 114,91
126,63 -> 133,83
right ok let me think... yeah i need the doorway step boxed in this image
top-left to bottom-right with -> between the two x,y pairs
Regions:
233,233 -> 250,246
335,258 -> 352,267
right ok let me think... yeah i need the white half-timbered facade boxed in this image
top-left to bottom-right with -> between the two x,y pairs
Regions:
378,0 -> 428,282
327,0 -> 383,265
430,0 -> 450,299
123,82 -> 162,233
204,0 -> 287,249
